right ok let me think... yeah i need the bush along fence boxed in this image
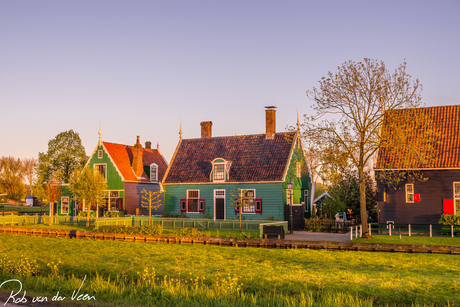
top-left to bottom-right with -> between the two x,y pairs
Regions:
0,215 -> 96,227
369,223 -> 460,238
0,215 -> 287,238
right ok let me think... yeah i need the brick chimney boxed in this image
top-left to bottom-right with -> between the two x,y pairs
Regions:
132,136 -> 144,178
145,141 -> 152,149
201,121 -> 213,138
265,107 -> 276,139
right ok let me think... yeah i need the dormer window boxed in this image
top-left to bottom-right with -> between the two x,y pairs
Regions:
214,164 -> 224,180
211,158 -> 229,182
150,163 -> 158,182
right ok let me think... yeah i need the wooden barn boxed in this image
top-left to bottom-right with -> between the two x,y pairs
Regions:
375,105 -> 460,224
84,131 -> 168,216
162,108 -> 312,228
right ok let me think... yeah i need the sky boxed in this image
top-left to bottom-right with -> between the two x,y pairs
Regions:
1,0 -> 460,162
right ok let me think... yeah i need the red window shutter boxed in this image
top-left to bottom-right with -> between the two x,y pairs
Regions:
199,199 -> 205,213
255,198 -> 262,213
414,194 -> 420,202
118,199 -> 123,211
443,199 -> 454,215
180,199 -> 187,212
235,199 -> 240,213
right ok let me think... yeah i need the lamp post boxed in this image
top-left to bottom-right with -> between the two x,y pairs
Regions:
287,180 -> 294,234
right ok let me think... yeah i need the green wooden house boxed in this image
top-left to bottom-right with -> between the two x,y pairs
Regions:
52,185 -> 77,217
163,108 -> 312,227
82,134 -> 168,216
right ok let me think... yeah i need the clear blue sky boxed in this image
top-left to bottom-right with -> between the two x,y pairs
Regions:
1,0 -> 459,162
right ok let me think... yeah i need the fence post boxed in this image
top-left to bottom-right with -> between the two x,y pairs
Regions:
355,226 -> 358,238
389,225 -> 392,236
369,223 -> 371,236
359,225 -> 362,237
430,224 -> 432,237
409,224 -> 411,236
350,227 -> 353,240
452,225 -> 454,238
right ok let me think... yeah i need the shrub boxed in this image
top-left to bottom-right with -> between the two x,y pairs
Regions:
105,211 -> 125,218
439,214 -> 460,225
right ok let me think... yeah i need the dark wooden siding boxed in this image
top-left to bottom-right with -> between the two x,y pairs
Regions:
376,169 -> 460,224
124,182 -> 163,216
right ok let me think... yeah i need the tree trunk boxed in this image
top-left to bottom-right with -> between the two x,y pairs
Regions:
86,200 -> 90,228
359,167 -> 369,238
239,209 -> 242,233
149,203 -> 152,226
49,202 -> 54,226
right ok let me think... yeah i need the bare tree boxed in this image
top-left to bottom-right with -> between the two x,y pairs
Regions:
23,158 -> 37,196
141,189 -> 163,226
303,59 -> 433,238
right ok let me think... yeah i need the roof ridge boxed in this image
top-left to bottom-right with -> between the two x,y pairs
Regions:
181,131 -> 296,141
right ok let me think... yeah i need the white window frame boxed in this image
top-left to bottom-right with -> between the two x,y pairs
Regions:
187,190 -> 200,213
98,150 -> 103,159
241,189 -> 256,214
61,196 -> 69,215
106,190 -> 122,212
94,163 -> 107,182
454,182 -> 460,215
296,162 -> 301,178
405,183 -> 414,203
150,163 -> 158,182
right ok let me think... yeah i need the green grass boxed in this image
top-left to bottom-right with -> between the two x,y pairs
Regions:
1,234 -> 460,306
352,234 -> 460,246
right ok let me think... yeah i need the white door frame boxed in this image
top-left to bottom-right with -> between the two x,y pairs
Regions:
213,189 -> 226,221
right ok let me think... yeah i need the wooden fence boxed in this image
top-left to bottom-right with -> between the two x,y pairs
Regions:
304,219 -> 355,233
370,223 -> 460,237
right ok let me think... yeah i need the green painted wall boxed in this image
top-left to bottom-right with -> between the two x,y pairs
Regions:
164,182 -> 284,220
86,145 -> 125,210
282,137 -> 312,217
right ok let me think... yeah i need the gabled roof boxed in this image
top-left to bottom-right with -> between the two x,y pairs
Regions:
103,141 -> 168,182
376,104 -> 460,169
164,132 -> 297,183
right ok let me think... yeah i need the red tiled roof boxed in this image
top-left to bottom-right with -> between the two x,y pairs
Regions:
376,105 -> 460,169
103,142 -> 168,182
164,132 -> 296,183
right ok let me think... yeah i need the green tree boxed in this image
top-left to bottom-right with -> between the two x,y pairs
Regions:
37,130 -> 88,184
0,156 -> 26,202
325,169 -> 377,221
70,166 -> 107,227
229,189 -> 252,233
303,59 -> 431,238
141,189 -> 163,226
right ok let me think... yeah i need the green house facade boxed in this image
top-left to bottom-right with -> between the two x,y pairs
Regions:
83,135 -> 168,216
163,108 -> 311,227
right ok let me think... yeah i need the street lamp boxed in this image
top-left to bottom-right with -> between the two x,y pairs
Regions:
287,180 -> 294,234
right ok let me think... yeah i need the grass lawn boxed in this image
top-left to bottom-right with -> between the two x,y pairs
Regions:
1,234 -> 460,306
352,234 -> 460,246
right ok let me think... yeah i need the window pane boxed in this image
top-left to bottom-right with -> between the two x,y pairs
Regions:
188,190 -> 199,198
188,199 -> 199,212
110,191 -> 119,198
454,183 -> 460,199
150,165 -> 157,181
214,164 -> 224,180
